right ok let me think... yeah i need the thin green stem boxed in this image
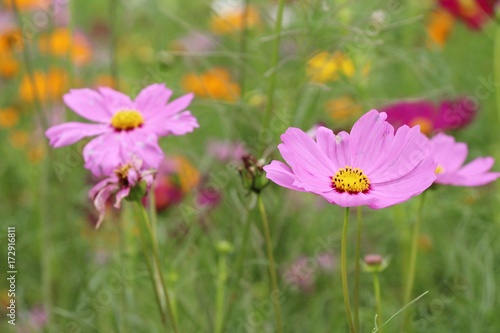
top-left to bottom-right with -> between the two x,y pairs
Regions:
260,0 -> 286,154
257,195 -> 283,333
353,206 -> 362,332
109,0 -> 120,89
238,0 -> 250,98
135,202 -> 179,333
220,200 -> 253,331
401,192 -> 427,331
10,0 -> 46,128
214,254 -> 228,333
135,207 -> 168,327
341,207 -> 356,333
494,24 -> 500,125
373,272 -> 382,333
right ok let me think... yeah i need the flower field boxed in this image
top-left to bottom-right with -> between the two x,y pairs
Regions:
1,0 -> 500,332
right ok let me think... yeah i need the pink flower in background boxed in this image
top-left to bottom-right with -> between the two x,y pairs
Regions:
207,140 -> 247,162
264,110 -> 436,209
431,133 -> 500,186
438,0 -> 498,30
383,97 -> 476,135
46,83 -> 198,176
89,158 -> 155,228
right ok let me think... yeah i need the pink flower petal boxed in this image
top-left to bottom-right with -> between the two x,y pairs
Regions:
160,93 -> 194,117
98,87 -> 134,112
46,122 -> 110,148
92,183 -> 119,229
431,133 -> 468,173
320,190 -> 376,208
114,187 -> 131,209
369,157 -> 436,208
135,83 -> 173,118
349,109 -> 395,171
315,127 -> 349,169
456,157 -> 494,176
63,88 -> 113,122
144,111 -> 199,136
263,161 -> 306,192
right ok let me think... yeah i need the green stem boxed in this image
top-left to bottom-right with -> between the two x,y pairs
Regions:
401,192 -> 427,331
373,272 -> 382,332
109,0 -> 120,89
260,0 -> 286,153
238,0 -> 250,98
214,253 -> 228,333
494,24 -> 500,125
135,208 -> 168,327
257,195 -> 283,333
353,206 -> 362,332
135,202 -> 179,333
341,207 -> 356,333
220,200 -> 253,331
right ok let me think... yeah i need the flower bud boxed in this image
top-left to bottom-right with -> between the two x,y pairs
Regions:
238,154 -> 269,193
362,254 -> 389,273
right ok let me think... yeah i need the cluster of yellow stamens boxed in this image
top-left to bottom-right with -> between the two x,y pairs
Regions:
115,164 -> 132,186
332,166 -> 370,194
110,110 -> 144,131
435,165 -> 445,174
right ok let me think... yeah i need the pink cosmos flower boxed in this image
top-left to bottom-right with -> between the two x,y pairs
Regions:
382,97 -> 477,135
263,110 -> 437,209
89,158 -> 155,228
438,0 -> 498,30
431,133 -> 500,186
46,83 -> 198,176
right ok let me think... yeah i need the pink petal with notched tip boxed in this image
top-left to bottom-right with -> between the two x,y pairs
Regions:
263,161 -> 306,192
134,83 -> 173,118
45,122 -> 110,148
63,89 -> 113,122
144,111 -> 199,136
98,87 -> 134,112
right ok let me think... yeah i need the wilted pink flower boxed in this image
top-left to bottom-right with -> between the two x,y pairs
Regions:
264,110 -> 436,208
89,158 -> 155,228
438,0 -> 498,30
431,133 -> 500,186
46,83 -> 198,176
383,97 -> 477,135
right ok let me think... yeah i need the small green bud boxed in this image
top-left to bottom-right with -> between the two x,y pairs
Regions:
216,240 -> 234,254
238,154 -> 269,194
362,254 -> 389,273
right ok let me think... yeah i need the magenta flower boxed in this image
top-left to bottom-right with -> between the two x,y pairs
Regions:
263,110 -> 437,208
89,158 -> 155,228
382,97 -> 477,135
438,0 -> 498,30
45,84 -> 198,176
431,133 -> 500,186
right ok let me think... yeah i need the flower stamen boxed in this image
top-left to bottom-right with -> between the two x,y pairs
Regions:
332,166 -> 370,194
111,110 -> 144,131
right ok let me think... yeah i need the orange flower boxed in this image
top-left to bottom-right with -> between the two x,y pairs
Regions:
19,68 -> 68,103
38,28 -> 92,66
0,53 -> 20,78
210,5 -> 260,35
325,96 -> 362,121
9,130 -> 29,148
3,0 -> 49,11
173,156 -> 200,193
427,8 -> 455,47
182,67 -> 240,102
306,51 -> 356,83
0,107 -> 20,128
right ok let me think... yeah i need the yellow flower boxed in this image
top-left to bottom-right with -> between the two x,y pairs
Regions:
325,96 -> 362,121
38,28 -> 92,66
28,144 -> 46,163
19,68 -> 68,103
0,53 -> 20,78
2,0 -> 48,10
427,8 -> 455,48
210,5 -> 260,35
182,67 -> 241,102
306,51 -> 355,83
0,107 -> 20,128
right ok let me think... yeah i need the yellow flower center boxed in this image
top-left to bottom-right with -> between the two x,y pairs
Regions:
435,165 -> 445,174
111,110 -> 144,131
332,166 -> 370,193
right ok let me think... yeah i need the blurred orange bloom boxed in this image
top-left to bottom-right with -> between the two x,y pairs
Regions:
427,8 -> 455,47
306,51 -> 356,83
39,28 -> 92,66
0,107 -> 20,128
9,130 -> 29,148
0,53 -> 20,78
19,68 -> 68,103
3,0 -> 49,10
210,5 -> 260,35
173,156 -> 200,193
0,29 -> 22,77
182,67 -> 240,102
325,96 -> 362,121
